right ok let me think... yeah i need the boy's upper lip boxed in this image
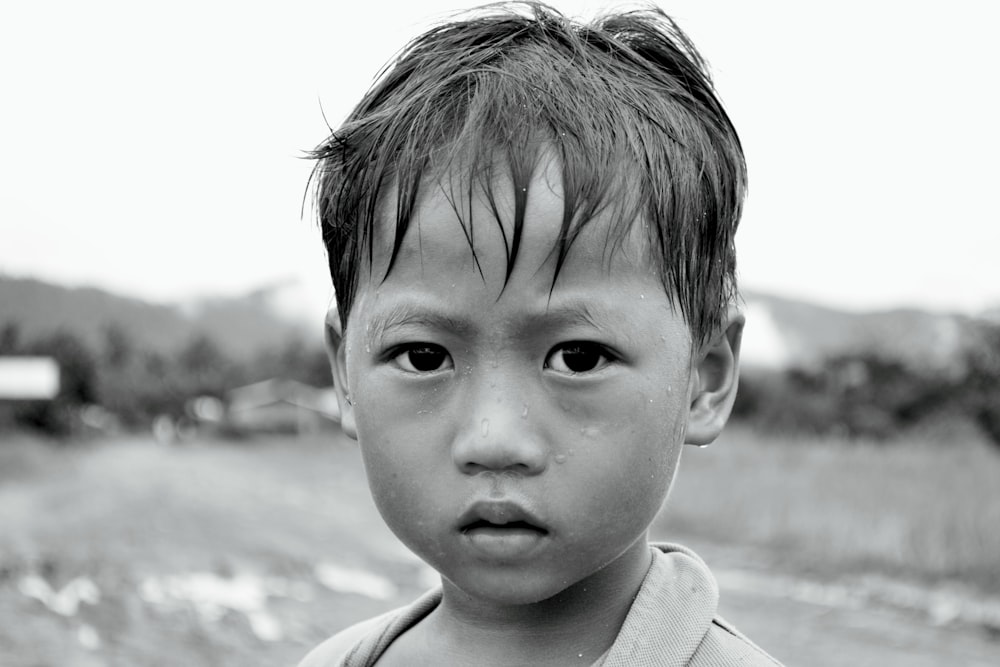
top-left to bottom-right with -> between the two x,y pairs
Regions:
457,499 -> 549,533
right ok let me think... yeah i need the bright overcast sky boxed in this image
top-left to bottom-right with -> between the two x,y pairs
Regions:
1,0 -> 997,315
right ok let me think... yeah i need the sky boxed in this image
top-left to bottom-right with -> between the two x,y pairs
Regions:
2,0 -> 998,317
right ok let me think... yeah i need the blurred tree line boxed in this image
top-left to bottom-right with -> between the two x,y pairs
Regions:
733,319 -> 1000,448
0,322 -> 330,436
5,316 -> 1000,446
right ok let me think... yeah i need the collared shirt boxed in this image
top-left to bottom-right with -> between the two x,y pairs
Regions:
299,543 -> 784,666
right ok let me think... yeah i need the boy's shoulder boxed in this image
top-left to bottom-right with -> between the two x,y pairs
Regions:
602,543 -> 783,666
296,588 -> 442,667
689,616 -> 784,666
296,612 -> 392,667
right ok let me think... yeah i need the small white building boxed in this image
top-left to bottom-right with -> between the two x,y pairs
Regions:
0,356 -> 60,400
226,379 -> 340,435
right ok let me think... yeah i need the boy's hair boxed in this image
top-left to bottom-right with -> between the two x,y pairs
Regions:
310,1 -> 746,346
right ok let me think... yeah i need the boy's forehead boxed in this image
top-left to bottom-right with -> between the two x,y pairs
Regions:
367,157 -> 652,282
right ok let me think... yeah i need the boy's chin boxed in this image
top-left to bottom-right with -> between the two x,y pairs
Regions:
440,568 -> 577,607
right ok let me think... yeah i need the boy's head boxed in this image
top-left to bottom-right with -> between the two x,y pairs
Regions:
312,3 -> 746,607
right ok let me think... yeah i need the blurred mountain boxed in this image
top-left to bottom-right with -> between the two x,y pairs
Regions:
0,276 -> 320,360
741,290 -> 974,374
0,275 -> 988,373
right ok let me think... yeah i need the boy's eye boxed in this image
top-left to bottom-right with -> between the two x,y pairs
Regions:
391,344 -> 453,373
544,342 -> 613,374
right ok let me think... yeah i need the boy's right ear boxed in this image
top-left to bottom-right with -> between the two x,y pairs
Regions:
324,306 -> 357,440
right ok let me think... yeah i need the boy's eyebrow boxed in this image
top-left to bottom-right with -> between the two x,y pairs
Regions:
365,303 -> 475,343
521,301 -> 641,348
526,301 -> 608,331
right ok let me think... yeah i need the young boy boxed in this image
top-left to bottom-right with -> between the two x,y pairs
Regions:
301,3 -> 781,665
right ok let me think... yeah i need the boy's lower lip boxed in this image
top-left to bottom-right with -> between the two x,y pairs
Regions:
462,525 -> 548,559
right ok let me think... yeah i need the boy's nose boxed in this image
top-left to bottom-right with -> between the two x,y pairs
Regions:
451,381 -> 548,476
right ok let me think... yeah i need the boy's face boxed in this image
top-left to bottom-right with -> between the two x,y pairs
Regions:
330,160 -> 734,606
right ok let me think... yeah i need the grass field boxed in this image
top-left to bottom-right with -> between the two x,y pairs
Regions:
1,425 -> 998,666
658,424 -> 1000,594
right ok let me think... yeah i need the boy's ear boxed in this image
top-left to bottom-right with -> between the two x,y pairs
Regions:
324,305 -> 357,440
685,307 -> 745,447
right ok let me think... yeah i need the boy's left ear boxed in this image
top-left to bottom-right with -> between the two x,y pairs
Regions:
685,307 -> 745,446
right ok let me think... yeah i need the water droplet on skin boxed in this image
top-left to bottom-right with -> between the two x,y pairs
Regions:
648,398 -> 654,404
521,405 -> 529,418
481,419 -> 489,437
365,345 -> 371,354
555,454 -> 567,464
640,294 -> 645,299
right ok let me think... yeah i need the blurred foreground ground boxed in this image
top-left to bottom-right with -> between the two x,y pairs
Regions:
1,428 -> 998,666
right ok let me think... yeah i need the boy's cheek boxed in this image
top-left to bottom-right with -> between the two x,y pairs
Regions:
352,381 -> 451,466
357,428 -> 438,505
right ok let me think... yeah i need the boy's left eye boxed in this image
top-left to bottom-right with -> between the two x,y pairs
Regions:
544,342 -> 614,374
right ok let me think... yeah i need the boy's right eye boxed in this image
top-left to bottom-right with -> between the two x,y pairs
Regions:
389,344 -> 453,373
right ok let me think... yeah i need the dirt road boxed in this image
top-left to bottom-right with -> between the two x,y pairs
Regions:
718,578 -> 998,666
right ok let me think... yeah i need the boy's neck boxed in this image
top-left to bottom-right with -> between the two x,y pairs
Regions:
428,538 -> 653,665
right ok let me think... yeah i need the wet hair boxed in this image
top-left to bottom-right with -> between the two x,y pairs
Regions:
309,2 -> 746,346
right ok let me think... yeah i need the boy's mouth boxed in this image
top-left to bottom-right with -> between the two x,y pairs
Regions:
459,506 -> 550,559
460,519 -> 548,535
456,500 -> 550,553
458,500 -> 548,531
